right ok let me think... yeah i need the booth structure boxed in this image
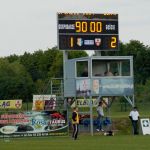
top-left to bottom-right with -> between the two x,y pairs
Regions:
57,12 -> 134,135
63,54 -> 134,135
64,55 -> 134,106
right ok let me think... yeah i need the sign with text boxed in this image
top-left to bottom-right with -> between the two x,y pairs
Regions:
58,13 -> 119,51
0,110 -> 68,138
0,100 -> 22,109
74,99 -> 97,107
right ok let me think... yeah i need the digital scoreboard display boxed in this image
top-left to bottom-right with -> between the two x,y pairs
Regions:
57,13 -> 119,51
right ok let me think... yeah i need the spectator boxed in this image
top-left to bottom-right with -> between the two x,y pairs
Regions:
96,99 -> 108,131
129,107 -> 140,135
114,71 -> 118,76
72,107 -> 79,140
104,70 -> 113,76
81,67 -> 88,77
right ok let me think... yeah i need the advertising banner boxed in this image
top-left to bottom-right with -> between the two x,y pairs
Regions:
0,100 -> 22,109
76,78 -> 133,97
99,78 -> 134,96
75,99 -> 97,107
32,95 -> 56,111
92,79 -> 100,95
76,79 -> 91,97
140,118 -> 150,135
0,110 -> 68,138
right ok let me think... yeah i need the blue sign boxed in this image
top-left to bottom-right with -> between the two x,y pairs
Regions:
99,77 -> 134,96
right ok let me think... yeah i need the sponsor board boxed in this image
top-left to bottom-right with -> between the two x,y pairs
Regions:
76,79 -> 91,97
32,95 -> 56,111
92,79 -> 100,95
99,78 -> 134,96
76,99 -> 98,107
0,110 -> 68,138
140,118 -> 150,135
0,100 -> 22,109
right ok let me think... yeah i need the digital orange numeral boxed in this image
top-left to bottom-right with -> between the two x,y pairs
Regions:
70,37 -> 73,47
111,37 -> 117,48
75,21 -> 81,32
90,22 -> 102,32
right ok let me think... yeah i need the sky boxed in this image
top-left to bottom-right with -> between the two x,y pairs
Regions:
0,0 -> 150,57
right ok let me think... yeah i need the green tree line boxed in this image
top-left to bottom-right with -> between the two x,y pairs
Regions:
0,40 -> 150,103
0,47 -> 87,102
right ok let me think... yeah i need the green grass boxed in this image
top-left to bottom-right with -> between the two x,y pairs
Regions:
0,135 -> 150,150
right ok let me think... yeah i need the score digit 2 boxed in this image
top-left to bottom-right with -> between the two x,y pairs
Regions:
111,36 -> 117,48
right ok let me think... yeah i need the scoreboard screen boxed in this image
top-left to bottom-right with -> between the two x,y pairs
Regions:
57,13 -> 119,51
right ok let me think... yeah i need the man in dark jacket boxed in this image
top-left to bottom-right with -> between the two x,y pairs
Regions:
72,107 -> 79,140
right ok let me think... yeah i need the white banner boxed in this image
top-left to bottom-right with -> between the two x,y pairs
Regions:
140,118 -> 150,135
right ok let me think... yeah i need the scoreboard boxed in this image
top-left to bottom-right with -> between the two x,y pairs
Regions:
57,13 -> 119,51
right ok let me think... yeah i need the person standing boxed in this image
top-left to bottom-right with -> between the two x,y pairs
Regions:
129,107 -> 140,135
72,107 -> 79,140
96,100 -> 107,132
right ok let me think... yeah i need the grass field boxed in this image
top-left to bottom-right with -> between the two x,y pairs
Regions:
1,135 -> 150,150
1,102 -> 150,150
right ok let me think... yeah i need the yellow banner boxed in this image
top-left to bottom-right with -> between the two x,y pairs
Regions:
0,100 -> 22,109
71,99 -> 98,107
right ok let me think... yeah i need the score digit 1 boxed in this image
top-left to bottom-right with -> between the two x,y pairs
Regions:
111,36 -> 117,48
70,37 -> 74,48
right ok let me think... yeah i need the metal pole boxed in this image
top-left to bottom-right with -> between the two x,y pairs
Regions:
63,51 -> 68,96
63,50 -> 69,135
131,56 -> 135,107
61,79 -> 63,97
89,97 -> 94,136
132,94 -> 135,107
63,51 -> 68,78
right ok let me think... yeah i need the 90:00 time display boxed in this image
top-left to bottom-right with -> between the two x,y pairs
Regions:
76,21 -> 102,33
75,21 -> 116,33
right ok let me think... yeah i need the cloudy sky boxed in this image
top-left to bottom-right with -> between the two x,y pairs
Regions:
0,0 -> 149,56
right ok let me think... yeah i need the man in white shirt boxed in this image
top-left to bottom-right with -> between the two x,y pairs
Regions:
129,107 -> 140,135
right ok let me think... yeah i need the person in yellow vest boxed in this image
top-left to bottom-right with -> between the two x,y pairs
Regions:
72,107 -> 79,140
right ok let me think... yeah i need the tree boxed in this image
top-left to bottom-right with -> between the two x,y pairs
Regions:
0,59 -> 34,102
135,79 -> 150,102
